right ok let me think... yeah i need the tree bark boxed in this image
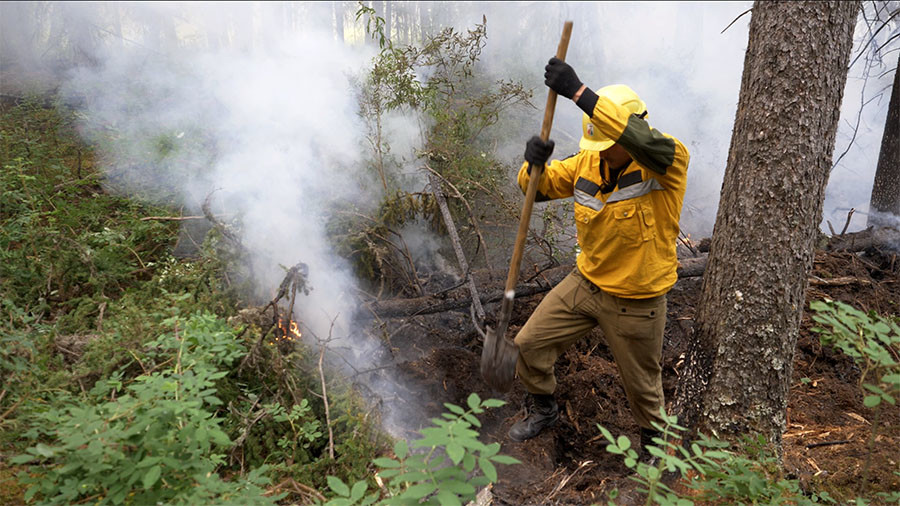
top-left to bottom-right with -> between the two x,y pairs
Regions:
673,1 -> 859,448
867,55 -> 900,228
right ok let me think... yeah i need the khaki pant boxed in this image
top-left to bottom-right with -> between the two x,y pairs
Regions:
514,269 -> 667,430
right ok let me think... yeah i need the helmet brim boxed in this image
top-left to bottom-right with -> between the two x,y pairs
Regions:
579,136 -> 616,152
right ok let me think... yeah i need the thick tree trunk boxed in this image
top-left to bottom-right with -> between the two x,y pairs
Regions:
867,55 -> 900,228
673,1 -> 859,448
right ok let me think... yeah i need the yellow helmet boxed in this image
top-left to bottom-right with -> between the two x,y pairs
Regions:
580,84 -> 648,151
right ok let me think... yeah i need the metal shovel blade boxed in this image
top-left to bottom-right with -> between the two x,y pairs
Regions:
481,324 -> 518,392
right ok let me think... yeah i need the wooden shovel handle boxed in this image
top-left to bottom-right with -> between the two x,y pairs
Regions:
504,21 -> 573,294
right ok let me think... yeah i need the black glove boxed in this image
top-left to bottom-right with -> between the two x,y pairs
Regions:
524,135 -> 555,168
544,57 -> 582,99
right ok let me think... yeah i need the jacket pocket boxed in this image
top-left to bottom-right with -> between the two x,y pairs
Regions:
574,203 -> 600,247
611,203 -> 641,244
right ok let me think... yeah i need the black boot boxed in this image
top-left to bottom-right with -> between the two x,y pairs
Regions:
638,427 -> 663,466
508,393 -> 559,441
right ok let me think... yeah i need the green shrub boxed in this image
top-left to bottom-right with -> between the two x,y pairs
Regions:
810,299 -> 899,409
810,299 -> 899,500
324,393 -> 519,505
13,313 -> 279,505
599,409 -> 834,506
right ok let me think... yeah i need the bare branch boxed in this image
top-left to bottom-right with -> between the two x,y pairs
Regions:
721,8 -> 752,34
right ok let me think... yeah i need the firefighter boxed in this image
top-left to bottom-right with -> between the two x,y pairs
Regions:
508,57 -> 690,463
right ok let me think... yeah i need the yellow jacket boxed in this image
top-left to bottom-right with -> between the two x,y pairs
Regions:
518,96 -> 689,298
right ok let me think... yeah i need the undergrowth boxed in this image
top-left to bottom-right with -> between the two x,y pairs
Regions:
0,99 -> 382,504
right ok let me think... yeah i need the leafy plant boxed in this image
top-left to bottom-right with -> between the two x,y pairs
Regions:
12,313 -> 279,505
342,4 -> 534,294
266,399 -> 324,454
599,408 -> 835,506
810,299 -> 900,495
809,299 -> 899,409
324,393 -> 519,506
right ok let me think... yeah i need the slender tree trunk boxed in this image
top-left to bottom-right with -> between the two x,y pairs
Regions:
867,55 -> 900,228
332,1 -> 344,43
384,1 -> 392,45
673,1 -> 859,449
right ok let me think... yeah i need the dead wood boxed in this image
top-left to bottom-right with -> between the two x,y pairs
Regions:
427,170 -> 485,323
366,264 -> 572,318
808,276 -> 871,286
140,215 -> 208,222
827,226 -> 900,252
367,257 -> 723,318
425,166 -> 493,274
678,255 -> 709,278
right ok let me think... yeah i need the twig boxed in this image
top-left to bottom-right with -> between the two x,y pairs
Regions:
232,406 -> 266,449
265,478 -> 326,502
721,8 -> 752,34
544,460 -> 594,502
201,190 -> 245,250
471,303 -> 487,340
678,230 -> 699,257
96,300 -> 107,332
848,8 -> 900,69
318,318 -> 338,460
806,439 -> 850,449
808,275 -> 871,286
840,208 -> 855,236
0,398 -> 24,424
140,215 -> 208,222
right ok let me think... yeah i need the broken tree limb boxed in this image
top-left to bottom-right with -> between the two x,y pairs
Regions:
366,264 -> 572,318
424,165 -> 493,274
368,257 -> 715,319
427,170 -> 485,323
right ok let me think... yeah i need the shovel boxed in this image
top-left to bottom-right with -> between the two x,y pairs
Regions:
481,21 -> 573,392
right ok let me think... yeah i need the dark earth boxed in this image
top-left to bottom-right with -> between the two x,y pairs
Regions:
369,248 -> 900,505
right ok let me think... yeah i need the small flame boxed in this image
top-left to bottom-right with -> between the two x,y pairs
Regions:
268,317 -> 302,346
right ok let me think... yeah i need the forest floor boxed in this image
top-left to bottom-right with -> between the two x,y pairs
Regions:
374,248 -> 900,505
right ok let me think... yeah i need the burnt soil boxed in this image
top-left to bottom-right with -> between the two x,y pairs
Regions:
371,249 -> 900,505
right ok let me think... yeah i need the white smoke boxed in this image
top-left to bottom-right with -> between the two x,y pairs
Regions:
1,2 -> 895,437
59,28 -> 376,341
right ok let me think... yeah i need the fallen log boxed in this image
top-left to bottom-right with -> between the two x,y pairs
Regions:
826,226 -> 900,252
364,230 -> 900,319
367,257 -> 713,318
678,255 -> 709,278
366,264 -> 572,318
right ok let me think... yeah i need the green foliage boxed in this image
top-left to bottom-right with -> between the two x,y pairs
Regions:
266,399 -> 324,455
1,101 -> 381,504
343,4 -> 533,292
12,313 -> 279,505
324,394 -> 518,506
599,409 -> 834,506
810,299 -> 900,409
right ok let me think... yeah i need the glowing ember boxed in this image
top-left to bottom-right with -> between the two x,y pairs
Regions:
269,317 -> 302,346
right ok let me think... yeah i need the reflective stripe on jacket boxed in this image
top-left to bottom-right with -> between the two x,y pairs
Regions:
517,96 -> 690,298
